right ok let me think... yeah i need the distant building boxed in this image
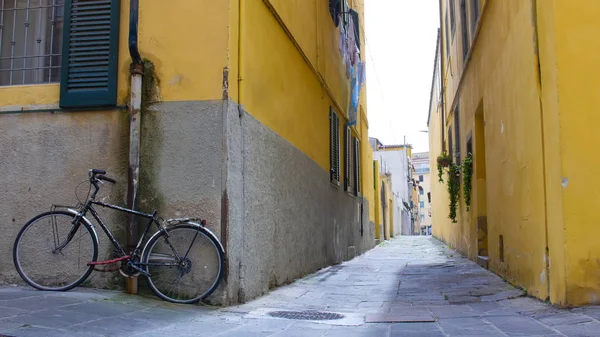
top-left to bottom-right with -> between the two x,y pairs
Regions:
412,152 -> 432,235
370,138 -> 414,236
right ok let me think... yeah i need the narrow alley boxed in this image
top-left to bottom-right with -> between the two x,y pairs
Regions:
1,237 -> 598,336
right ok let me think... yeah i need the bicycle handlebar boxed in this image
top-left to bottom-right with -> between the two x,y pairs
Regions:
97,175 -> 116,184
89,169 -> 116,184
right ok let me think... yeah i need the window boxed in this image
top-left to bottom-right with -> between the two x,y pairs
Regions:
470,0 -> 480,39
448,127 -> 453,160
328,0 -> 349,28
466,134 -> 473,156
427,192 -> 431,203
454,104 -> 461,164
419,175 -> 424,182
0,0 -> 121,108
419,189 -> 424,195
460,0 -> 469,61
420,214 -> 425,221
330,108 -> 341,185
344,125 -> 353,192
449,0 -> 456,36
353,136 -> 361,196
0,0 -> 65,85
444,11 -> 450,60
420,201 -> 425,209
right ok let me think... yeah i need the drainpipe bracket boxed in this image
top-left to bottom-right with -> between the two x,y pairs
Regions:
130,63 -> 144,75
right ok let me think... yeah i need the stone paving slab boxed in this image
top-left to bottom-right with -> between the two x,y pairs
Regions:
1,236 -> 600,336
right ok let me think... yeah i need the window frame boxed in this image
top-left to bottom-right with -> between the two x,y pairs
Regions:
449,0 -> 456,37
0,0 -> 66,86
459,0 -> 469,62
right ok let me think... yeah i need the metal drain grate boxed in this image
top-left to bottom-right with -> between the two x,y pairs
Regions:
268,310 -> 345,321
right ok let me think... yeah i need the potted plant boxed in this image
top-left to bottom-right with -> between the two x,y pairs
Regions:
436,152 -> 452,182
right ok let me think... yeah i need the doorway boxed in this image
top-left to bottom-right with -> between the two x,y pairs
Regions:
474,102 -> 489,268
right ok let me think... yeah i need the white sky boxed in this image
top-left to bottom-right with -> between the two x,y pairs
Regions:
364,0 -> 440,153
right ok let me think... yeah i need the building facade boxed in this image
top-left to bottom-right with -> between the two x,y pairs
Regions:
429,0 -> 600,306
412,152 -> 432,235
371,139 -> 413,236
0,0 -> 376,304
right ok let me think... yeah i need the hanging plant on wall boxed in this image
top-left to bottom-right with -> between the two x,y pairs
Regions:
462,153 -> 473,212
447,163 -> 461,223
436,152 -> 451,182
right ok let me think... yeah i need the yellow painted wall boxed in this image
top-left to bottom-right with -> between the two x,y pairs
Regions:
541,0 -> 600,306
436,0 -> 600,306
241,0 -> 367,173
240,0 -> 374,216
361,114 -> 375,222
0,0 -> 376,229
429,102 -> 454,245
0,0 -> 232,108
373,160 -> 382,240
435,0 -> 549,301
382,174 -> 393,240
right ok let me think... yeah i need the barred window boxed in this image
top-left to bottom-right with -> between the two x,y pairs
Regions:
0,0 -> 64,86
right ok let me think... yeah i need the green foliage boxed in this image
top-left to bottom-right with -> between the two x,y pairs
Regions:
447,163 -> 461,223
462,153 -> 473,211
436,152 -> 451,182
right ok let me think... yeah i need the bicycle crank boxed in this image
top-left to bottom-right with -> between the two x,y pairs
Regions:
120,261 -> 150,278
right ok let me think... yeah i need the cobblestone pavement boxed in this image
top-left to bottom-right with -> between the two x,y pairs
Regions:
1,236 -> 599,336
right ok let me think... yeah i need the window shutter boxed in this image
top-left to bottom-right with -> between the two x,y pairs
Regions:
344,125 -> 352,191
330,110 -> 335,181
333,113 -> 340,182
59,0 -> 121,108
354,137 -> 361,195
330,108 -> 340,184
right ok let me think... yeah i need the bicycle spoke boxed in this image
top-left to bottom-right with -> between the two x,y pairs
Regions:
183,230 -> 199,260
144,224 -> 224,303
14,212 -> 97,291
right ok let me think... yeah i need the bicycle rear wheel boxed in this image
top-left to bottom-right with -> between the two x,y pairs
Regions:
142,223 -> 224,304
13,211 -> 98,291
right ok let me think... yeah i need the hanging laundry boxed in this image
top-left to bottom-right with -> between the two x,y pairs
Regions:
357,61 -> 366,89
349,9 -> 361,53
347,13 -> 359,67
348,65 -> 360,126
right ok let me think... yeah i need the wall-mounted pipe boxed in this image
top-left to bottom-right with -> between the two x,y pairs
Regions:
126,0 -> 144,295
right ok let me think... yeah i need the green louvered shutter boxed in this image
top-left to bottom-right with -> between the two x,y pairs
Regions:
354,137 -> 361,196
59,0 -> 120,108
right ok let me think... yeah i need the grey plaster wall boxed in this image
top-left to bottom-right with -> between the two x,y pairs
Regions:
139,101 -> 224,229
0,110 -> 129,287
1,100 -> 376,305
232,108 -> 376,302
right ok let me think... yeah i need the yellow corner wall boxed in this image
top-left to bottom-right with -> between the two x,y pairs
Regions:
549,0 -> 600,306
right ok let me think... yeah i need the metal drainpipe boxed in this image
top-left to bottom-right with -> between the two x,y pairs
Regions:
126,0 -> 144,295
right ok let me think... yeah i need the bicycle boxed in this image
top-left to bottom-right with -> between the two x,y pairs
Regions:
12,169 -> 225,304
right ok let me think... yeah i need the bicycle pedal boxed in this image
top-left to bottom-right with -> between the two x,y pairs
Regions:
127,261 -> 151,277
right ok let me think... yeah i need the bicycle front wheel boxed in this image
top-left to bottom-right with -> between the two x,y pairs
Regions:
13,211 -> 98,291
142,223 -> 224,304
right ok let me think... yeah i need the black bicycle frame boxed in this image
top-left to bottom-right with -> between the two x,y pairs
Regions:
87,201 -> 158,258
67,180 -> 163,260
